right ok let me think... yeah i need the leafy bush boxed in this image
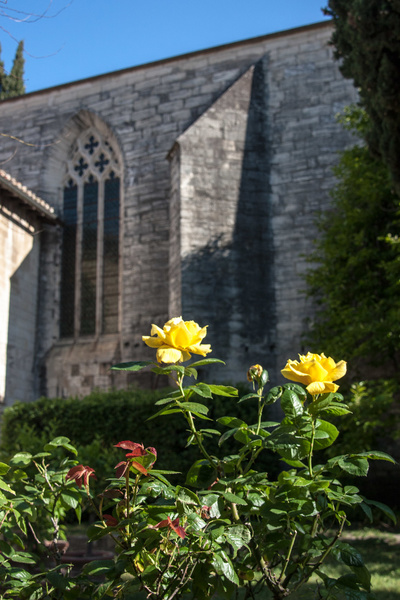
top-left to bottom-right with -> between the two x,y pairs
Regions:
306,106 -> 400,377
326,378 -> 400,457
0,350 -> 396,600
0,383 -> 280,487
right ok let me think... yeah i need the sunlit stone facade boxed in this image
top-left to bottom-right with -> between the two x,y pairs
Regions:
0,22 -> 358,404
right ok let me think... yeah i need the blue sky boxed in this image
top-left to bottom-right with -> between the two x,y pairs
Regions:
0,1 -> 330,94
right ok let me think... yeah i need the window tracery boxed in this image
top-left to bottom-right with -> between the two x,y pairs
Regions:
60,129 -> 120,338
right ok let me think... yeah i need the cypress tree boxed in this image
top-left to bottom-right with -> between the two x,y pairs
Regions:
324,0 -> 400,194
0,43 -> 7,99
0,40 -> 25,100
7,40 -> 25,98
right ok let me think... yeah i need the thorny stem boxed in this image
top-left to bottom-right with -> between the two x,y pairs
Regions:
279,530 -> 297,582
176,373 -> 218,469
125,469 -> 131,522
0,508 -> 10,530
308,416 -> 316,478
255,389 -> 264,436
251,539 -> 289,599
289,514 -> 347,593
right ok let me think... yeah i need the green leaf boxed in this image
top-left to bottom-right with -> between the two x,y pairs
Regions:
359,502 -> 373,523
186,384 -> 213,399
189,358 -> 225,367
355,451 -> 396,463
259,420 -> 280,429
82,559 -> 115,576
200,428 -> 221,436
320,405 -> 352,416
184,366 -> 198,379
338,457 -> 369,477
280,457 -> 307,468
219,428 -> 238,446
351,565 -> 371,591
234,428 -> 251,445
44,436 -> 78,455
154,397 -> 177,406
75,504 -> 82,524
212,551 -> 239,584
281,389 -> 304,418
237,393 -> 259,403
151,364 -> 185,375
284,383 -> 307,401
0,463 -> 10,476
0,478 -> 15,494
10,552 -> 36,565
223,491 -> 247,505
266,386 -> 283,404
336,542 -> 364,567
111,360 -> 153,371
146,406 -> 182,421
224,525 -> 251,557
176,486 -> 200,506
9,567 -> 32,581
46,570 -> 68,590
207,384 -> 238,397
218,416 -> 246,427
277,438 -> 310,462
60,489 -> 80,509
9,453 -> 32,467
363,499 -> 397,524
186,459 -> 216,489
313,420 -> 339,450
178,401 -> 209,415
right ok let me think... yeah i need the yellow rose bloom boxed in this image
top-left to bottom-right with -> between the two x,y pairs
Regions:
142,317 -> 212,364
281,352 -> 347,395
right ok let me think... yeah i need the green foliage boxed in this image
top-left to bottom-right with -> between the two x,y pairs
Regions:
0,356 -> 395,600
1,383 -> 276,487
325,0 -> 400,194
0,41 -> 25,100
325,379 -> 400,458
305,107 -> 400,374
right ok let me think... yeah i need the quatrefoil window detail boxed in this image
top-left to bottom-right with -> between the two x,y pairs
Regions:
67,130 -> 120,183
84,135 -> 99,155
95,153 -> 110,173
74,157 -> 88,177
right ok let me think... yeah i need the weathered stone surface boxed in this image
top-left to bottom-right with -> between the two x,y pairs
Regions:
0,22 -> 358,402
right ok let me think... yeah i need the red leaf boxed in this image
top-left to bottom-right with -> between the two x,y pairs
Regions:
103,514 -> 118,527
115,461 -> 129,479
115,441 -> 144,452
169,517 -> 186,539
130,461 -> 148,476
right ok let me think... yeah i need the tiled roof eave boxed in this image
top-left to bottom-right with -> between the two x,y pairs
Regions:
0,169 -> 58,224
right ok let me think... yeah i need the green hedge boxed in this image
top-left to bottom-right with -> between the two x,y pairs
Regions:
0,384 -> 280,485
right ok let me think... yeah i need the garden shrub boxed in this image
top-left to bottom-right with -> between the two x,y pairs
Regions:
0,383 -> 280,487
325,378 -> 400,457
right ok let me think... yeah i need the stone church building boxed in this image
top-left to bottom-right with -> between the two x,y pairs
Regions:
0,21 -> 358,406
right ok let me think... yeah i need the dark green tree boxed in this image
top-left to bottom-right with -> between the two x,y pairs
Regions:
0,43 -> 5,97
306,106 -> 400,378
324,0 -> 400,194
0,40 -> 25,100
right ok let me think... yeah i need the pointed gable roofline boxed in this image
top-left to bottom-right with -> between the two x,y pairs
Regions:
0,21 -> 331,103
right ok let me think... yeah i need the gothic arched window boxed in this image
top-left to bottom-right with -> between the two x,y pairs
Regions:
60,130 -> 121,338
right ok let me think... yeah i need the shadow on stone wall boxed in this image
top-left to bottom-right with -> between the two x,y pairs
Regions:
233,55 -> 276,375
181,57 -> 277,381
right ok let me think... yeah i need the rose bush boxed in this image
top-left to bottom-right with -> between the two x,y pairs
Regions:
0,318 -> 396,600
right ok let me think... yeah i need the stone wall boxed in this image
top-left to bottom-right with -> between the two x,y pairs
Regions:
0,194 -> 41,403
0,22 -> 358,400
